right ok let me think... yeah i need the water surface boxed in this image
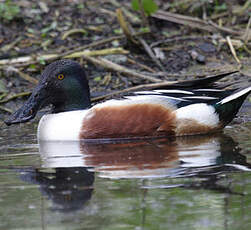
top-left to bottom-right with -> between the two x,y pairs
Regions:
0,108 -> 250,230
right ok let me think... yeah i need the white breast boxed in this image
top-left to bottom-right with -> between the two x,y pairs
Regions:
37,110 -> 89,141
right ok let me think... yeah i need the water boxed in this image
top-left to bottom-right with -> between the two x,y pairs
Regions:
0,109 -> 250,230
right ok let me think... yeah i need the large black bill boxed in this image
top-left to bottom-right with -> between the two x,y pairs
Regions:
4,85 -> 48,126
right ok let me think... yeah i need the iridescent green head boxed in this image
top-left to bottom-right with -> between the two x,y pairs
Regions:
5,60 -> 91,125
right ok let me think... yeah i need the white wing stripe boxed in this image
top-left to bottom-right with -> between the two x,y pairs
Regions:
182,96 -> 218,100
218,87 -> 251,104
194,89 -> 223,92
154,89 -> 194,95
125,95 -> 188,101
134,91 -> 161,95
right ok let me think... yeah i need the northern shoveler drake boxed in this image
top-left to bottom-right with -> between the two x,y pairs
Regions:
4,59 -> 251,141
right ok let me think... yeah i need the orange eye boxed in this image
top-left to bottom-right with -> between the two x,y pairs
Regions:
57,74 -> 64,80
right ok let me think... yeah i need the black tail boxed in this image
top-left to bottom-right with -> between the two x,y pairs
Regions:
214,87 -> 251,126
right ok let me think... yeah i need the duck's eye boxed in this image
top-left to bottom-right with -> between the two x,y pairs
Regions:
57,74 -> 64,80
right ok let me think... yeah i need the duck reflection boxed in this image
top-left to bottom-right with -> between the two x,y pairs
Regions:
39,134 -> 250,178
20,134 -> 250,212
20,167 -> 94,212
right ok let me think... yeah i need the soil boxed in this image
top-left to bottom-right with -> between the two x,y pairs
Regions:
0,0 -> 250,122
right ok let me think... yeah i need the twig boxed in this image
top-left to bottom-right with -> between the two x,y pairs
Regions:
65,48 -> 129,58
12,35 -> 124,67
127,58 -> 156,73
5,66 -> 38,84
1,37 -> 22,52
0,48 -> 129,65
62,28 -> 87,40
153,10 -> 217,33
243,16 -> 251,43
208,20 -> 242,36
211,0 -> 251,19
137,37 -> 166,72
219,38 -> 243,49
0,92 -> 7,101
240,69 -> 251,78
2,32 -> 149,68
81,54 -> 161,82
243,44 -> 251,55
117,8 -> 166,72
56,31 -> 148,60
150,35 -> 213,48
99,8 -> 117,17
226,36 -> 241,65
0,91 -> 31,104
235,0 -> 251,15
61,35 -> 125,56
138,0 -> 149,27
0,105 -> 12,113
145,67 -> 238,78
110,0 -> 140,23
116,8 -> 138,44
153,10 -> 243,36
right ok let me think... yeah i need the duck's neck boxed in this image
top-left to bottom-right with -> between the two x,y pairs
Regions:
52,82 -> 91,113
53,97 -> 91,113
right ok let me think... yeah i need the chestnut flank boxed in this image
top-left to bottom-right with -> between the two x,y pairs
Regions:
80,104 -> 176,139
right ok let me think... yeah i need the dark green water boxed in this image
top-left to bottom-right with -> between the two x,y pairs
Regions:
0,106 -> 250,230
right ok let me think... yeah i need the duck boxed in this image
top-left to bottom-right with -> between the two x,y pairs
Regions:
4,59 -> 251,141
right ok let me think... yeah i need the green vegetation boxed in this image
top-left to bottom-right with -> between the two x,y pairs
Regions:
131,0 -> 158,16
0,0 -> 20,22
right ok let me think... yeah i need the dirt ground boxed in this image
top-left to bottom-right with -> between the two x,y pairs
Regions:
0,0 -> 250,122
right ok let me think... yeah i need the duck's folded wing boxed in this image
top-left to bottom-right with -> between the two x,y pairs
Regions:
132,88 -> 234,108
